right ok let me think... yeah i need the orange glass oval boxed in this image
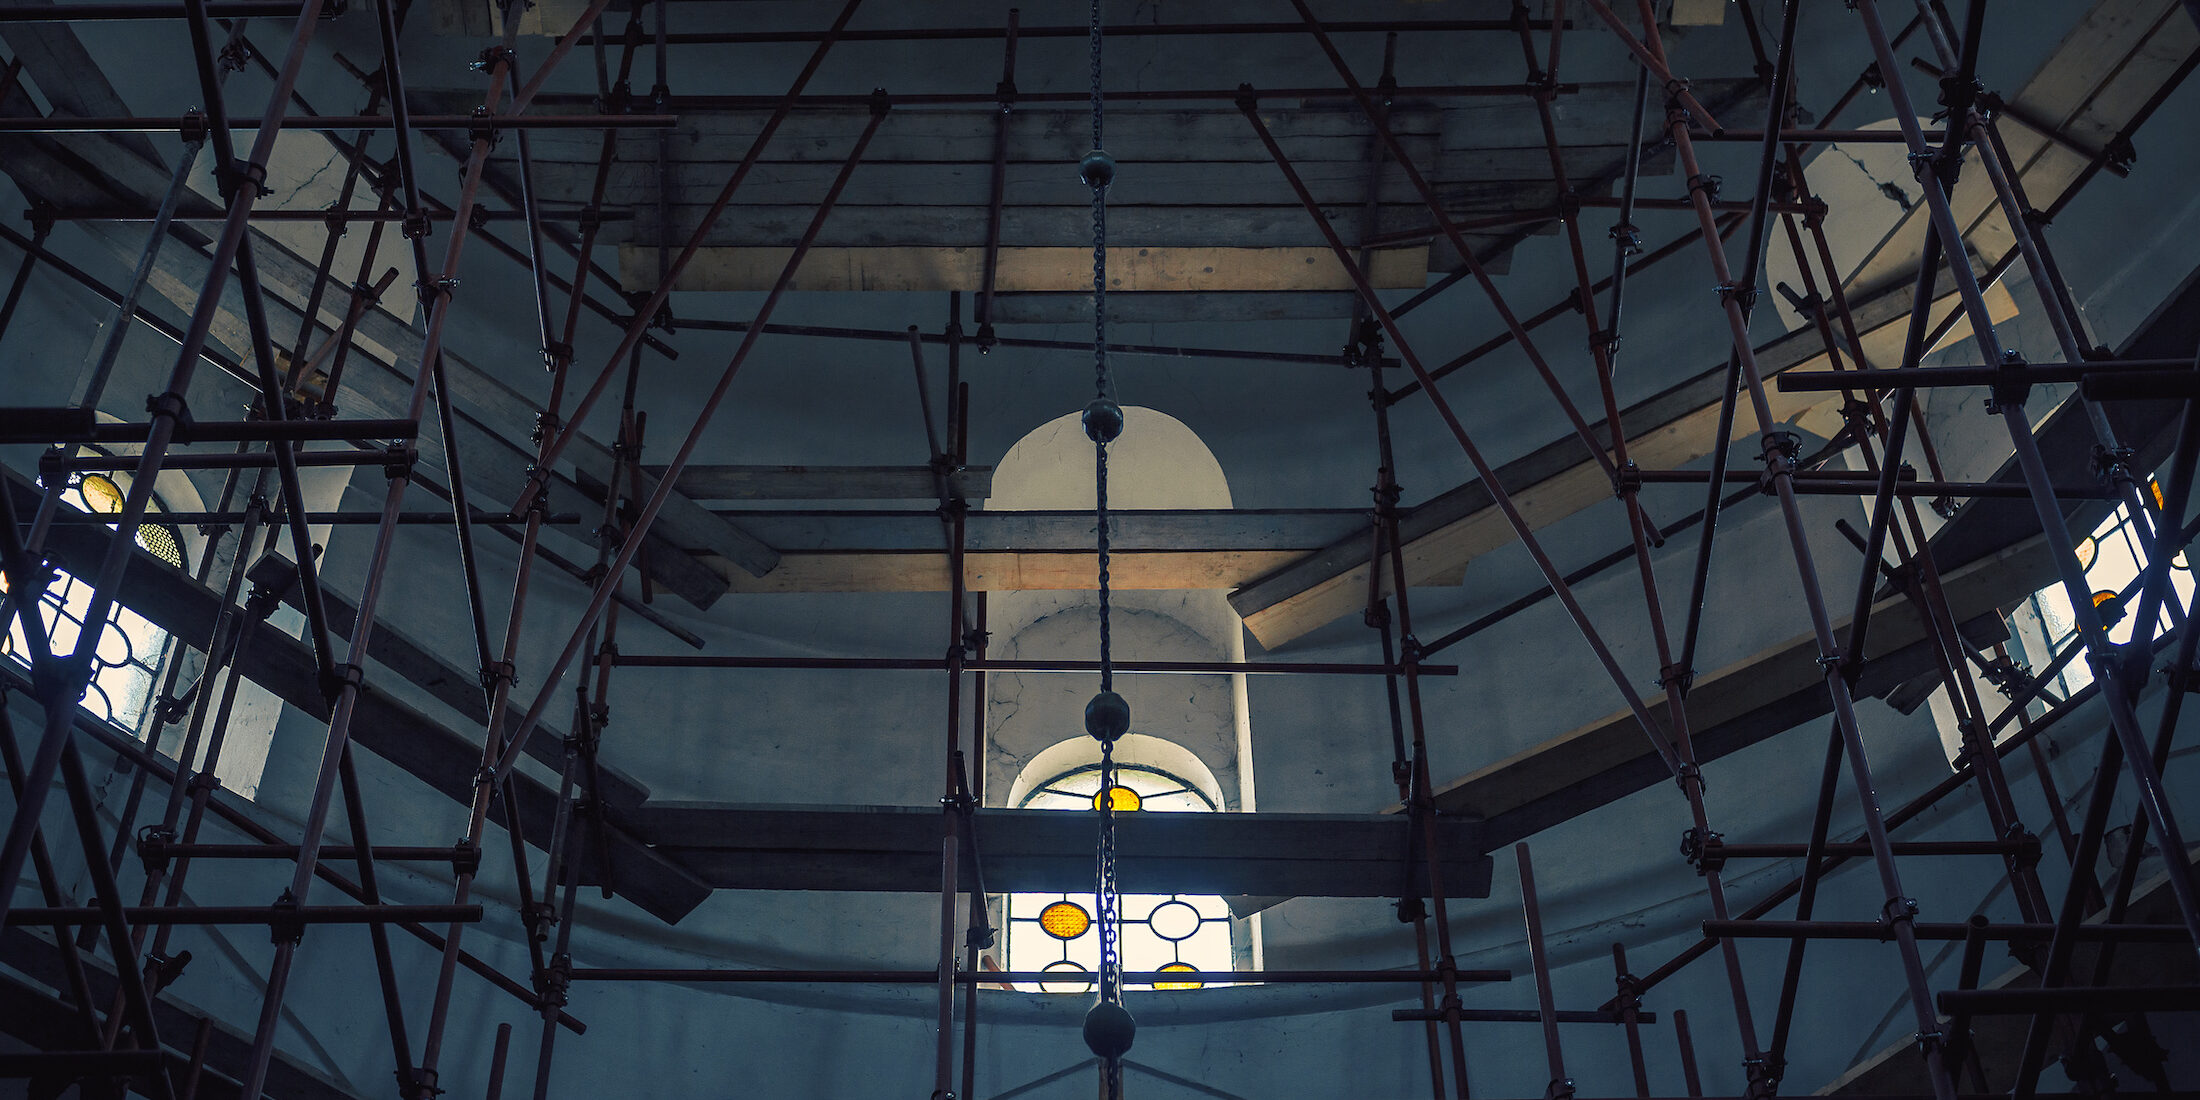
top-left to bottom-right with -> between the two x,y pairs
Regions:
1038,900 -> 1092,940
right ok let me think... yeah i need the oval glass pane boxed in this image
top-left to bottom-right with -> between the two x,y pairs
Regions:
79,475 -> 124,515
1147,899 -> 1202,942
1038,960 -> 1093,994
1152,962 -> 1203,991
1039,900 -> 1092,940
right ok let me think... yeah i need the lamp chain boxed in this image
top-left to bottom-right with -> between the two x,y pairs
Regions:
1083,2 -> 1130,1095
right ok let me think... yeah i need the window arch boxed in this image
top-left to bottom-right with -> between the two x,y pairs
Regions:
1001,735 -> 1237,992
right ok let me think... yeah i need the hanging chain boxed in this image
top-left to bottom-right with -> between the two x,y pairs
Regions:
1097,739 -> 1121,999
1083,0 -> 1127,1063
1088,0 -> 1114,698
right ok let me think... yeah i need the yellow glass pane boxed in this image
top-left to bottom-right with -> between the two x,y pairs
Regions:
2074,536 -> 2097,572
2092,590 -> 2119,608
1039,900 -> 1091,940
1152,962 -> 1203,990
80,474 -> 124,515
2152,478 -> 2166,511
1092,785 -> 1142,813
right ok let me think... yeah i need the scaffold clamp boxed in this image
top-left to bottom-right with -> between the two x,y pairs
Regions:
467,105 -> 501,150
2005,825 -> 2042,874
1614,461 -> 1643,498
1985,350 -> 2031,412
397,1066 -> 442,1100
2090,443 -> 2136,484
1877,895 -> 1919,939
322,663 -> 366,705
1680,827 -> 1725,875
136,826 -> 175,874
268,889 -> 305,945
537,953 -> 573,1008
1674,761 -> 1705,793
449,843 -> 482,876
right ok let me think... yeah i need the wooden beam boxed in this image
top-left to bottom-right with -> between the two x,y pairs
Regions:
706,548 -> 1311,594
712,507 -> 1369,552
473,80 -> 1751,165
1436,535 -> 2045,844
621,201 -> 1549,251
1422,254 -> 2200,846
1842,0 -> 2197,301
619,244 -> 1430,294
8,476 -> 712,923
664,464 -> 995,501
986,290 -> 1374,325
625,803 -> 1494,900
1228,276 -> 2020,649
4,471 -> 646,803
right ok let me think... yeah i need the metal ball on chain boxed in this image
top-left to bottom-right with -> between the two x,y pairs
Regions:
1083,397 -> 1124,443
1082,999 -> 1137,1059
1084,690 -> 1131,743
1079,149 -> 1116,190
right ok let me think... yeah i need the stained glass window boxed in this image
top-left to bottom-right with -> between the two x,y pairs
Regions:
2,476 -> 184,735
2014,487 -> 2194,700
1004,760 -> 1235,992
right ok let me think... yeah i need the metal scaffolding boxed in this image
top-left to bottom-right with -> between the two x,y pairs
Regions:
0,1 -> 2196,1098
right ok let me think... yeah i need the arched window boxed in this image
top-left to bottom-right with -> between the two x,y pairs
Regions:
3,471 -> 188,735
1001,735 -> 1237,992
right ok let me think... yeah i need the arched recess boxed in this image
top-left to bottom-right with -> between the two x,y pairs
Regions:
979,405 -> 1262,975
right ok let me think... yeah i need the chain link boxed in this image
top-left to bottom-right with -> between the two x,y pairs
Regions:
1086,3 -> 1126,1077
1096,739 -> 1121,999
1088,0 -> 1114,698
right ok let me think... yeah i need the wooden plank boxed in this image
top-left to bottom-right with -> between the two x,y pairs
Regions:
577,159 -> 1456,210
1417,256 -> 2200,847
663,464 -> 994,501
1843,0 -> 2194,300
444,100 -> 1440,164
0,6 -> 165,166
1229,276 -> 2020,648
466,79 -> 1750,164
712,508 -> 1369,553
706,549 -> 1310,594
988,290 -> 1378,325
620,244 -> 1430,294
544,145 -> 1611,215
621,199 -> 1554,250
1435,535 -> 2050,838
629,803 -> 1493,899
